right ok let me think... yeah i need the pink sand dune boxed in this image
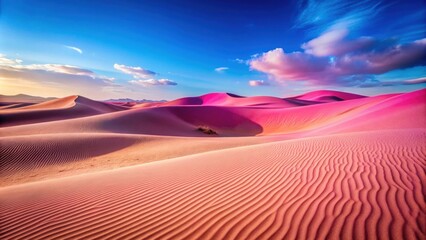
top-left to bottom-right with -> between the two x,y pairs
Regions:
1,88 -> 425,239
163,92 -> 319,108
311,88 -> 426,135
1,89 -> 423,138
0,130 -> 424,239
291,89 -> 367,102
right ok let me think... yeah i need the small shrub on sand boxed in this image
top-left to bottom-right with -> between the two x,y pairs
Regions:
197,125 -> 218,135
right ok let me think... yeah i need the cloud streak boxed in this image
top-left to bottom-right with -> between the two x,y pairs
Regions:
215,67 -> 229,73
248,80 -> 269,87
65,46 -> 83,54
130,79 -> 177,87
249,30 -> 426,87
114,64 -> 156,79
294,0 -> 384,34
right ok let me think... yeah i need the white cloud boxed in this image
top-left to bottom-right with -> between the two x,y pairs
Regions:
215,67 -> 229,73
234,58 -> 246,64
248,80 -> 269,87
65,46 -> 83,54
0,54 -> 23,65
114,63 -> 156,79
0,54 -> 117,98
0,63 -> 114,86
23,64 -> 96,76
301,28 -> 374,57
115,63 -> 178,87
129,78 -> 177,87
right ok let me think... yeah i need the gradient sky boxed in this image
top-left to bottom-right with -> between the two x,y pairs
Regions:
0,0 -> 425,100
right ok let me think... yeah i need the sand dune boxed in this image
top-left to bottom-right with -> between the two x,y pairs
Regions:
311,88 -> 426,135
0,102 -> 36,110
0,133 -> 140,184
1,89 -> 425,239
0,133 -> 272,186
1,89 -> 423,138
163,90 -> 366,107
292,90 -> 366,102
163,92 -> 319,108
1,130 -> 424,239
0,94 -> 56,103
0,95 -> 126,127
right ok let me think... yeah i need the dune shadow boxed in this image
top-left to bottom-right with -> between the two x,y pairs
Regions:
101,106 -> 263,137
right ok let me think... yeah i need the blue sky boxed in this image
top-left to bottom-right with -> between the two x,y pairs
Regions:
0,0 -> 425,100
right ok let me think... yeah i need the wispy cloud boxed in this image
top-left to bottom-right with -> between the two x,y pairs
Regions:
130,79 -> 177,87
114,64 -> 156,79
215,67 -> 229,73
379,10 -> 426,43
353,76 -> 426,88
301,28 -> 377,57
65,45 -> 83,54
294,0 -> 385,34
0,54 -> 22,65
115,63 -> 177,87
248,80 -> 269,87
234,58 -> 246,64
249,30 -> 426,87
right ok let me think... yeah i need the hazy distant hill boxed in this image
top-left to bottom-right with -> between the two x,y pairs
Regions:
0,94 -> 57,103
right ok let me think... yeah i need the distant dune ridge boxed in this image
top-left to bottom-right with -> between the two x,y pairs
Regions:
0,89 -> 425,239
0,93 -> 57,103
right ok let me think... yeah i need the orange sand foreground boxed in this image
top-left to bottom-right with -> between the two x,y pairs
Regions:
1,89 -> 425,239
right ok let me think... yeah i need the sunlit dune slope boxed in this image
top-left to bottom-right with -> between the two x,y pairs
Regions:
311,88 -> 426,135
0,133 -> 270,186
0,95 -> 127,127
1,130 -> 424,240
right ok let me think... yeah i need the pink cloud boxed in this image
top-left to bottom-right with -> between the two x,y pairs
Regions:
249,31 -> 426,87
249,48 -> 329,83
402,77 -> 426,85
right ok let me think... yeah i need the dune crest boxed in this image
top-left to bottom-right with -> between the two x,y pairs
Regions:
291,90 -> 366,102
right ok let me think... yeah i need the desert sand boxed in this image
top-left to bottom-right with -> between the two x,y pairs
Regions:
1,89 -> 425,239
